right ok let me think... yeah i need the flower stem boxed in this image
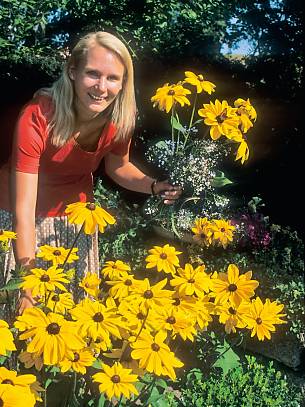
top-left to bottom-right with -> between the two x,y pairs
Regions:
184,93 -> 198,149
62,222 -> 85,270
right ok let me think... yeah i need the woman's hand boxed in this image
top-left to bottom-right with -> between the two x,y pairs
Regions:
17,290 -> 36,315
153,180 -> 182,204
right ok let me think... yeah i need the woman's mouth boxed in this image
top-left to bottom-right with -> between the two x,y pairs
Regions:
88,93 -> 106,101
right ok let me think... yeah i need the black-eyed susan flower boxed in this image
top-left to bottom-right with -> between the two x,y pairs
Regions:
210,219 -> 236,248
20,266 -> 69,298
191,217 -> 213,246
0,383 -> 34,407
0,367 -> 37,406
93,362 -> 139,400
59,349 -> 95,374
70,298 -> 122,342
128,278 -> 172,313
0,230 -> 17,243
198,99 -> 239,140
36,244 -> 79,266
151,83 -> 191,113
211,264 -> 259,307
234,98 -> 257,122
193,295 -> 214,329
184,71 -> 216,94
170,263 -> 211,297
243,297 -> 286,341
45,292 -> 74,314
157,308 -> 197,341
101,260 -> 131,280
18,351 -> 43,371
130,330 -> 183,380
118,300 -> 160,334
79,272 -> 101,298
65,202 -> 116,234
145,244 -> 182,276
0,320 -> 16,356
227,128 -> 250,164
14,308 -> 85,365
217,300 -> 250,334
106,273 -> 141,301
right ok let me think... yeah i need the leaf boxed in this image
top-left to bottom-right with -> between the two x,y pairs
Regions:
171,116 -> 186,134
97,394 -> 106,406
92,358 -> 103,369
0,278 -> 22,291
213,339 -> 241,376
211,171 -> 233,188
154,378 -> 168,389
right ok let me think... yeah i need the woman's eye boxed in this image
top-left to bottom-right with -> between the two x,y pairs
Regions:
87,71 -> 100,78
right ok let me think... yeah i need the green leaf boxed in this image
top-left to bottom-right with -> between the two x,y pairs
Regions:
211,171 -> 233,188
213,339 -> 241,376
92,358 -> 103,369
0,278 -> 22,291
155,378 -> 168,389
171,116 -> 186,134
97,393 -> 106,406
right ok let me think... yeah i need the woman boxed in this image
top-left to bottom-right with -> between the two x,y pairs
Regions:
0,31 -> 181,313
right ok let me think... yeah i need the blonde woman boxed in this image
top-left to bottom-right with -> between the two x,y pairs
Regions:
0,31 -> 181,313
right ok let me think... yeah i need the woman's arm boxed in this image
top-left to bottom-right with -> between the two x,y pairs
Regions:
11,171 -> 38,312
104,152 -> 181,202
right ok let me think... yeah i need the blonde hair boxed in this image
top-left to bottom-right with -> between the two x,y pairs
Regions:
38,31 -> 136,147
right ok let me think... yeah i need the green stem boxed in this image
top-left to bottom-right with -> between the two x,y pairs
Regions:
135,308 -> 150,341
171,106 -> 175,154
183,93 -> 198,149
117,394 -> 123,407
61,222 -> 85,270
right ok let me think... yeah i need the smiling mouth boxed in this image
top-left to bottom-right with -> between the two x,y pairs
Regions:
88,93 -> 107,101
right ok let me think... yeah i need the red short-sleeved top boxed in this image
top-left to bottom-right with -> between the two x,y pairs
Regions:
0,95 -> 130,217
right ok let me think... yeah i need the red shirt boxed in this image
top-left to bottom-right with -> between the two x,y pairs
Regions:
0,96 -> 130,216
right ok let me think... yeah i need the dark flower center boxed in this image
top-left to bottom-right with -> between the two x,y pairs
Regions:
256,317 -> 263,325
85,283 -> 90,288
124,279 -> 132,286
167,316 -> 176,324
46,322 -> 61,335
160,253 -> 167,260
137,312 -> 145,320
2,379 -> 14,385
151,343 -> 160,352
188,278 -> 195,284
111,375 -> 120,383
0,230 -> 3,235
228,284 -> 237,292
228,307 -> 236,315
52,294 -> 60,302
173,298 -> 180,306
73,352 -> 80,362
53,250 -> 62,256
200,233 -> 206,238
112,265 -> 117,269
40,274 -> 50,282
93,312 -> 104,322
86,203 -> 96,211
144,290 -> 153,299
168,90 -> 175,96
220,228 -> 226,232
216,109 -> 228,123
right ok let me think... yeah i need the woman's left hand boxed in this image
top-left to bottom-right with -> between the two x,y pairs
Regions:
153,180 -> 182,205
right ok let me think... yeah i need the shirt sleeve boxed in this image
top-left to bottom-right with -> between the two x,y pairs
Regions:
110,138 -> 131,156
11,101 -> 47,174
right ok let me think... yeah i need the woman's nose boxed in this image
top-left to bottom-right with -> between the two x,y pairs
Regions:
97,77 -> 107,92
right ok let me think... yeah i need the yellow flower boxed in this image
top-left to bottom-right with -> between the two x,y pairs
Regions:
191,217 -> 213,246
101,260 -> 131,280
36,244 -> 79,266
20,266 -> 69,298
234,98 -> 257,121
0,230 -> 16,243
193,295 -> 214,329
151,83 -> 191,113
0,384 -> 35,407
243,297 -> 286,341
15,307 -> 85,365
170,263 -> 211,297
210,219 -> 236,248
0,367 -> 37,406
198,99 -> 239,140
118,300 -> 160,334
70,298 -> 122,342
18,351 -> 43,371
0,320 -> 16,356
184,71 -> 216,94
217,301 -> 250,334
157,308 -> 197,341
106,273 -> 142,301
170,293 -> 198,317
79,272 -> 101,298
131,330 -> 183,380
211,264 -> 259,307
93,362 -> 138,400
45,292 -> 75,314
145,244 -> 182,276
129,278 -> 173,313
227,128 -> 250,164
59,349 -> 95,374
65,202 -> 116,234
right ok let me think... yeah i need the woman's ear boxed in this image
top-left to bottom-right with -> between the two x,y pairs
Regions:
68,67 -> 75,80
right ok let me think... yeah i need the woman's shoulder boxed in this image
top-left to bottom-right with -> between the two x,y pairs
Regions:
21,94 -> 54,121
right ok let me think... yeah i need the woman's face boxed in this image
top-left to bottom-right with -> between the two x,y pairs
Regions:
70,45 -> 125,121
